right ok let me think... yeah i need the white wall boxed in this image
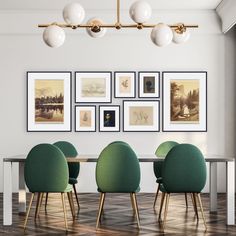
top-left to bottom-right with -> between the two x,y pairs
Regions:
0,9 -> 233,193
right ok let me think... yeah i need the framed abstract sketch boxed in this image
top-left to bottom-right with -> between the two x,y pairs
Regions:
114,71 -> 136,98
27,71 -> 71,132
138,71 -> 160,98
75,71 -> 112,103
99,105 -> 120,132
75,105 -> 96,132
123,100 -> 160,132
162,71 -> 207,132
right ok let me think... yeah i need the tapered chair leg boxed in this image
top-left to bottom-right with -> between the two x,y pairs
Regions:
192,193 -> 199,220
132,193 -> 140,229
153,184 -> 160,208
96,193 -> 105,229
158,192 -> 166,222
130,193 -> 135,213
73,184 -> 80,209
45,193 -> 49,210
34,192 -> 41,220
184,193 -> 188,208
23,193 -> 35,231
162,193 -> 170,231
196,193 -> 207,231
61,193 -> 68,231
37,193 -> 44,218
67,191 -> 75,219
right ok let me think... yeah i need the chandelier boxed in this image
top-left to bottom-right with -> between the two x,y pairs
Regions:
39,0 -> 198,48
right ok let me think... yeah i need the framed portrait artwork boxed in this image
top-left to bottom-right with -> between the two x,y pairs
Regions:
75,105 -> 96,132
27,71 -> 72,132
75,71 -> 112,103
114,71 -> 136,98
123,101 -> 160,132
138,71 -> 160,98
99,105 -> 120,132
162,71 -> 207,132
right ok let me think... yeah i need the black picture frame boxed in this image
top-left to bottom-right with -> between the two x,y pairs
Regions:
27,71 -> 72,132
162,71 -> 207,132
114,71 -> 136,98
99,105 -> 120,132
75,71 -> 112,103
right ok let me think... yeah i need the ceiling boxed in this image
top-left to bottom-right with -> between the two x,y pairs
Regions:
0,0 -> 223,11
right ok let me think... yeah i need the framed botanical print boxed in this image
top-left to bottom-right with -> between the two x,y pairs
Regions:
138,71 -> 160,98
162,71 -> 207,132
75,71 -> 112,103
123,100 -> 160,132
99,105 -> 120,132
114,71 -> 136,98
27,71 -> 72,132
75,105 -> 96,132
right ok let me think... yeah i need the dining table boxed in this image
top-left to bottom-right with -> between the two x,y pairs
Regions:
2,154 -> 235,226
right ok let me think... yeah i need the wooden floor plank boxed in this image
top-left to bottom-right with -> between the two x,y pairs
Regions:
0,193 -> 236,235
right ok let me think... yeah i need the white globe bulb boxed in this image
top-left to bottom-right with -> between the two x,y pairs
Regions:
129,1 -> 152,24
86,18 -> 107,38
63,2 -> 85,25
172,30 -> 190,44
151,23 -> 173,47
43,25 -> 65,48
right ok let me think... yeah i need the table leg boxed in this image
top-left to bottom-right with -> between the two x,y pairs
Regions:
226,161 -> 235,225
209,162 -> 217,212
19,162 -> 26,214
3,161 -> 12,225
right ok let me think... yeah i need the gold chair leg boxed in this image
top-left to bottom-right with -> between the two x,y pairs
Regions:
34,192 -> 41,220
153,184 -> 160,208
45,193 -> 48,211
158,192 -> 166,222
61,193 -> 68,231
73,184 -> 80,209
162,193 -> 170,231
130,193 -> 135,213
67,191 -> 75,219
196,193 -> 207,231
96,193 -> 105,229
192,193 -> 199,220
184,193 -> 188,208
23,193 -> 35,231
132,193 -> 140,229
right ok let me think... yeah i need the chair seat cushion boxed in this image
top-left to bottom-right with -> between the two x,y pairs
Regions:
156,177 -> 162,183
64,184 -> 73,192
69,177 -> 78,185
97,186 -> 140,193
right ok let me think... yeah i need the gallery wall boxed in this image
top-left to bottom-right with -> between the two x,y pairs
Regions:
0,8 -> 235,192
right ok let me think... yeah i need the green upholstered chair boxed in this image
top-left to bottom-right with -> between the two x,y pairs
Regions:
24,143 -> 75,231
159,144 -> 207,231
153,141 -> 179,207
53,141 -> 80,208
95,142 -> 141,229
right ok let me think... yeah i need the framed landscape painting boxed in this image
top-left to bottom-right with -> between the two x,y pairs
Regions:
75,71 -> 112,103
99,105 -> 120,132
75,105 -> 96,132
162,71 -> 207,132
138,71 -> 160,98
114,71 -> 136,98
123,101 -> 160,132
27,71 -> 71,132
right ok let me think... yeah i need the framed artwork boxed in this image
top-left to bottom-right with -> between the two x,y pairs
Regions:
162,71 -> 207,132
114,71 -> 136,98
27,71 -> 71,132
75,105 -> 96,132
138,71 -> 160,98
75,71 -> 112,103
123,100 -> 160,132
99,105 -> 120,132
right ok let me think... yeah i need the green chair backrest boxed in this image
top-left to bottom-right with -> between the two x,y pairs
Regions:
24,143 -> 69,193
162,143 -> 207,193
107,141 -> 130,146
96,143 -> 140,193
153,141 -> 179,179
53,141 -> 80,179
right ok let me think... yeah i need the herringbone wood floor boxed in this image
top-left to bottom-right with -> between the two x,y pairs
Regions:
0,193 -> 236,235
